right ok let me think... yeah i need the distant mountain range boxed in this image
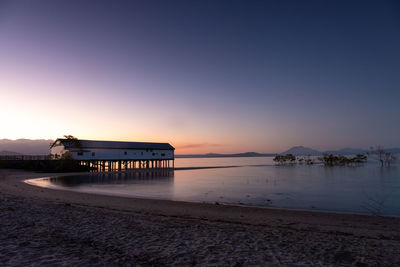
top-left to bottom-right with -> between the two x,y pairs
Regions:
324,148 -> 367,155
281,146 -> 321,156
281,146 -> 400,156
175,152 -> 276,158
1,139 -> 399,157
177,146 -> 400,158
0,139 -> 52,155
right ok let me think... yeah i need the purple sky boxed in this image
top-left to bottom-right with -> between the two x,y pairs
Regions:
1,0 -> 399,153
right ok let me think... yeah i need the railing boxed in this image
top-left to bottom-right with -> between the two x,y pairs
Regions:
0,155 -> 52,160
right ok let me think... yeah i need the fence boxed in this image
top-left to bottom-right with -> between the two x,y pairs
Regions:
0,155 -> 51,161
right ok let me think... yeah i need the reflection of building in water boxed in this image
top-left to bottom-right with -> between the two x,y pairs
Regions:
51,138 -> 174,171
51,169 -> 175,187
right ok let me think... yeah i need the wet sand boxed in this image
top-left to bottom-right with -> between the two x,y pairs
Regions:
1,169 -> 400,266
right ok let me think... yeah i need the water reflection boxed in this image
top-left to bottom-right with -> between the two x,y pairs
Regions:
50,169 -> 175,187
27,157 -> 400,216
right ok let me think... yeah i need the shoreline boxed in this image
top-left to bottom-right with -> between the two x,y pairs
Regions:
24,166 -> 400,219
1,169 -> 400,265
24,172 -> 400,219
4,168 -> 400,236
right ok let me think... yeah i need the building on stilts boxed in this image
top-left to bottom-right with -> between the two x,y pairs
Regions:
50,138 -> 174,171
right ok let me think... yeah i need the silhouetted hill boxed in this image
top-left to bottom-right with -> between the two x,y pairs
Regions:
176,146 -> 400,158
281,146 -> 400,156
0,139 -> 52,155
281,146 -> 322,156
176,152 -> 276,158
324,148 -> 367,155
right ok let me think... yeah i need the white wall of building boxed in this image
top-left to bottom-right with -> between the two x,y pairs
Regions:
66,148 -> 174,160
50,145 -> 67,159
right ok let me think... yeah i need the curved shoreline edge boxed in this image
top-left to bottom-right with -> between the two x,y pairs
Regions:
2,169 -> 400,265
24,172 -> 399,219
1,169 -> 400,232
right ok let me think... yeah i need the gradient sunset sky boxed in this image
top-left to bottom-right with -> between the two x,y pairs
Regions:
1,0 -> 399,153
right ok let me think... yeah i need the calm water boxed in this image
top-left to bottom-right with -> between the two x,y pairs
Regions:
27,157 -> 400,216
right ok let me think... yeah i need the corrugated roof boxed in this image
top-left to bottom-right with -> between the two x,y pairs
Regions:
58,139 -> 174,150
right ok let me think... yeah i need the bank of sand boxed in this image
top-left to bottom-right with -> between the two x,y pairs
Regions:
1,169 -> 400,266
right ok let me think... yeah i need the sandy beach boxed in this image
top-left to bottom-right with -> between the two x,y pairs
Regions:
1,169 -> 400,266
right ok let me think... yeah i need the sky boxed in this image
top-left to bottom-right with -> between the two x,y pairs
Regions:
0,0 -> 399,154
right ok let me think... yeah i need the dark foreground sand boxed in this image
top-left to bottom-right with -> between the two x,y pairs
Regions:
1,169 -> 400,266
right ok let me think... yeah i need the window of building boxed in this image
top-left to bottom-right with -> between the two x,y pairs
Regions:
141,152 -> 143,156
77,151 -> 83,156
161,153 -> 165,156
92,152 -> 95,156
124,151 -> 127,155
152,152 -> 155,156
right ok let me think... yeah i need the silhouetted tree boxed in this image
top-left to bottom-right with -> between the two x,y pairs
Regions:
50,135 -> 82,149
371,146 -> 396,167
273,154 -> 296,165
305,154 -> 314,165
319,154 -> 367,166
273,155 -> 285,164
374,145 -> 385,166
